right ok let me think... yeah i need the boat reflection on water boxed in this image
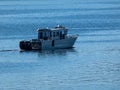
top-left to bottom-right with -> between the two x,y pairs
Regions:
20,47 -> 77,56
39,48 -> 77,55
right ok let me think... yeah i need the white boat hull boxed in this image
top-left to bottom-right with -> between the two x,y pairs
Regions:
41,36 -> 77,50
19,25 -> 78,51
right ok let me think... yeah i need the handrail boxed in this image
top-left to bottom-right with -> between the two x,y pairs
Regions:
66,34 -> 79,38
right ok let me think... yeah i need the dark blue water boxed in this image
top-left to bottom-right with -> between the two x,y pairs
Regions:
0,0 -> 120,90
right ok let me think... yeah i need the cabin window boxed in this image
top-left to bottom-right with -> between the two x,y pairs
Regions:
39,32 -> 43,39
57,32 -> 59,36
53,32 -> 55,37
44,32 -> 46,37
50,32 -> 52,37
55,32 -> 57,37
60,31 -> 62,36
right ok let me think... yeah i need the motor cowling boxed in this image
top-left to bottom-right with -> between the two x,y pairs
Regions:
19,41 -> 32,50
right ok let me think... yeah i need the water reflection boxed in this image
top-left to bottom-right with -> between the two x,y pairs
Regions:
20,48 -> 77,56
39,48 -> 77,55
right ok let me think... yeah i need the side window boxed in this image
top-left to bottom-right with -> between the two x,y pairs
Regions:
57,32 -> 59,36
40,32 -> 43,39
53,32 -> 55,37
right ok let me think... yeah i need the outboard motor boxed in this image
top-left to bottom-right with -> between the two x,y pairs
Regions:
19,40 -> 32,50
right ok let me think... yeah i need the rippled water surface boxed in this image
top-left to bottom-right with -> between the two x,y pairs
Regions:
0,0 -> 120,90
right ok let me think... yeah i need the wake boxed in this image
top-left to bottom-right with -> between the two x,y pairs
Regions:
0,49 -> 19,52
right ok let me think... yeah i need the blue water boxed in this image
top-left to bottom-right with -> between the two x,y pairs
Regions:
0,0 -> 120,90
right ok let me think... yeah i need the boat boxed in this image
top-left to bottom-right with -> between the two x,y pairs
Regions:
19,25 -> 78,50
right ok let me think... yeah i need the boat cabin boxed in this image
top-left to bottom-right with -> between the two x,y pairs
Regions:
37,25 -> 68,40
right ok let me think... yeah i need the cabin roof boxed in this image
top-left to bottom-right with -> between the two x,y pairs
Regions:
37,29 -> 51,32
37,25 -> 68,32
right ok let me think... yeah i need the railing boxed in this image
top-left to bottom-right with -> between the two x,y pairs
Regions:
66,34 -> 79,38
